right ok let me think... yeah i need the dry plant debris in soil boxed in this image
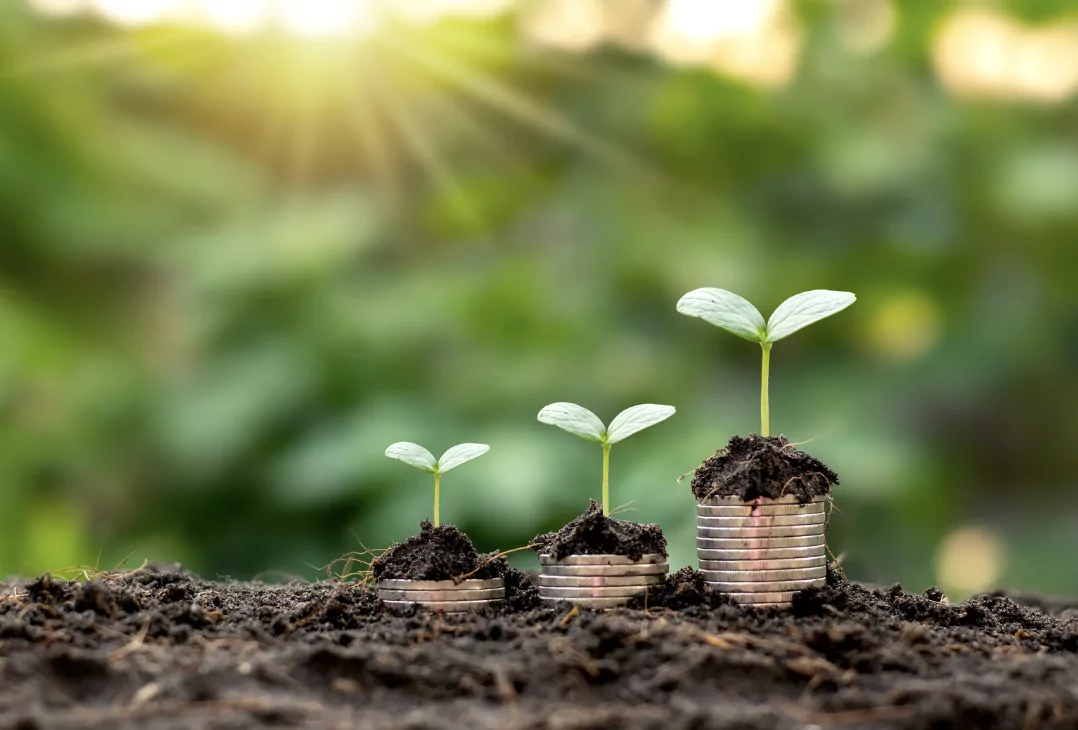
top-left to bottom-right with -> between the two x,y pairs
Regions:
2,564 -> 1078,729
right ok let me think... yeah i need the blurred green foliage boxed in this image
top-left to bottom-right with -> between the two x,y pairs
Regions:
1,1 -> 1077,598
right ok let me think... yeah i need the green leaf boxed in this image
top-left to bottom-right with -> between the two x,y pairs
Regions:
765,290 -> 856,342
385,442 -> 437,473
537,402 -> 606,442
438,443 -> 490,473
676,288 -> 766,342
606,404 -> 676,444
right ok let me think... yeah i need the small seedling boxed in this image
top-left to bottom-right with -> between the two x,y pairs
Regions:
537,403 -> 676,516
385,442 -> 490,527
676,288 -> 855,437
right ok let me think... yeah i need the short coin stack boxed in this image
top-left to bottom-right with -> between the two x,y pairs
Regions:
537,554 -> 668,609
377,578 -> 505,612
697,495 -> 828,607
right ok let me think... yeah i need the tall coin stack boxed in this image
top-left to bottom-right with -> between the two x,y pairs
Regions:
537,554 -> 668,609
377,578 -> 505,612
697,495 -> 828,607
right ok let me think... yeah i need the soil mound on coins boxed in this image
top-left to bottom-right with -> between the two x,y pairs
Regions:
3,564 -> 1078,728
531,499 -> 667,561
691,434 -> 837,503
372,522 -> 539,612
373,521 -> 494,581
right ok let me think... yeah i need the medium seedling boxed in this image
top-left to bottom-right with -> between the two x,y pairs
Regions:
385,442 -> 490,527
537,403 -> 675,516
676,288 -> 855,437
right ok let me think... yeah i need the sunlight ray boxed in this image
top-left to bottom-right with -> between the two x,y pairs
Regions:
338,67 -> 403,210
373,73 -> 483,234
287,59 -> 320,190
0,28 -> 190,79
382,33 -> 654,178
416,86 -> 527,168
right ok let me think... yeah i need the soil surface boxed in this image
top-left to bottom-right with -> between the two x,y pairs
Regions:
531,500 -> 668,561
691,434 -> 838,503
3,564 -> 1078,729
370,522 -> 540,612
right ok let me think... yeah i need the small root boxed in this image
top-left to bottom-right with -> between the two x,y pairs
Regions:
453,543 -> 540,583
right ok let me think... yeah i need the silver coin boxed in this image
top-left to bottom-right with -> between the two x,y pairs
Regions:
704,578 -> 824,592
696,524 -> 824,539
539,562 -> 669,577
538,585 -> 651,599
696,535 -> 825,549
376,578 -> 505,591
699,556 -> 828,571
726,591 -> 801,604
382,598 -> 503,612
537,574 -> 664,588
697,503 -> 825,517
699,567 -> 827,582
696,513 -> 827,528
378,588 -> 505,602
538,554 -> 666,566
539,596 -> 637,609
697,546 -> 826,561
742,602 -> 790,609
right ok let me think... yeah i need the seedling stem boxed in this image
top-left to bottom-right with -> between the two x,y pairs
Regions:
760,342 -> 772,437
434,472 -> 441,528
601,441 -> 611,517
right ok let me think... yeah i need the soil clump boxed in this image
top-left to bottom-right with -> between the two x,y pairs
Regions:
531,499 -> 668,561
691,434 -> 838,503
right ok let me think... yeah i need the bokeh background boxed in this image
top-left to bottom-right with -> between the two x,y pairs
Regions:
2,0 -> 1077,599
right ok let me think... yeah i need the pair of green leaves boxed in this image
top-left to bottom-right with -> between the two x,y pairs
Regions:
537,402 -> 675,516
676,288 -> 855,437
536,403 -> 676,445
676,289 -> 856,345
385,442 -> 490,474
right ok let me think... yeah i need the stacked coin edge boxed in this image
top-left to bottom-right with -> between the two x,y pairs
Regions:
377,577 -> 505,612
537,553 -> 668,609
697,495 -> 828,607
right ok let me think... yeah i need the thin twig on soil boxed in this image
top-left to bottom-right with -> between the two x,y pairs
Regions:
108,616 -> 152,662
452,543 -> 540,582
559,605 -> 580,627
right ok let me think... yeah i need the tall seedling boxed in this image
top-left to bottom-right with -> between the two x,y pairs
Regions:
385,442 -> 490,527
676,289 -> 855,437
537,403 -> 675,516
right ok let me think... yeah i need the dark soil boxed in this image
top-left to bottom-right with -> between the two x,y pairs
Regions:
370,521 -> 539,612
372,521 -> 498,581
530,499 -> 668,560
691,434 -> 838,503
3,564 -> 1078,729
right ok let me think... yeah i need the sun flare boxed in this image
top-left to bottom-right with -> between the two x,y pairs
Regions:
276,0 -> 373,39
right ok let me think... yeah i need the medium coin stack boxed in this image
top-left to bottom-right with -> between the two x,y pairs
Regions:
697,495 -> 828,607
377,578 -> 505,612
537,553 -> 668,609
